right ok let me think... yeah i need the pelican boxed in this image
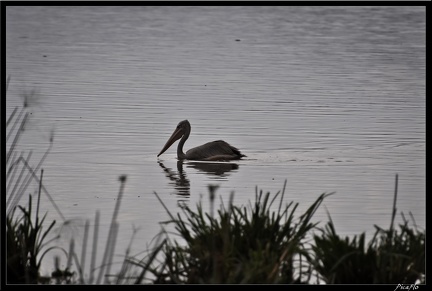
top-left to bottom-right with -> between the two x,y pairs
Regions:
157,120 -> 246,161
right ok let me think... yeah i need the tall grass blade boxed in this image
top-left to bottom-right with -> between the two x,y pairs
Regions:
96,175 -> 127,284
79,220 -> 90,283
7,112 -> 28,164
390,173 -> 398,233
89,211 -> 100,284
104,222 -> 119,283
6,106 -> 18,128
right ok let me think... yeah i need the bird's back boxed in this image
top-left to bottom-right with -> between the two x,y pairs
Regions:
186,140 -> 245,161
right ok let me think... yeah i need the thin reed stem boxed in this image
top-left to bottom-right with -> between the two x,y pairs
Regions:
80,220 -> 90,283
96,175 -> 127,284
7,153 -> 65,221
6,106 -> 18,128
6,152 -> 20,196
67,239 -> 75,271
6,75 -> 11,92
89,211 -> 100,284
36,169 -> 44,226
6,107 -> 25,144
15,142 -> 52,207
7,111 -> 28,164
72,250 -> 85,284
104,222 -> 119,284
6,152 -> 32,212
390,174 -> 398,232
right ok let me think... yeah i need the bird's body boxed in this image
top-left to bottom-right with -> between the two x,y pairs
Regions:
157,120 -> 246,161
184,140 -> 244,161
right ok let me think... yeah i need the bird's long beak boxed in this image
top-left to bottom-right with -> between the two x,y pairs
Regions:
157,127 -> 184,157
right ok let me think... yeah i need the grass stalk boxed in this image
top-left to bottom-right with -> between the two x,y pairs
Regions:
7,111 -> 28,164
36,169 -> 44,226
6,106 -> 18,128
6,106 -> 26,144
104,222 -> 119,284
15,142 -> 52,209
6,154 -> 65,220
89,211 -> 100,284
79,220 -> 90,283
6,152 -> 32,212
390,173 -> 399,233
96,175 -> 127,284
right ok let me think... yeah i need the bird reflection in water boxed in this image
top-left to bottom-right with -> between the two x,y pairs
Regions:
157,160 -> 240,198
185,161 -> 239,177
158,161 -> 190,197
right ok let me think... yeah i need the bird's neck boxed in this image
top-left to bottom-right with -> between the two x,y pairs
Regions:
177,130 -> 189,160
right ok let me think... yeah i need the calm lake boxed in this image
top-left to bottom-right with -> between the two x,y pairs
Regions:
6,6 -> 425,281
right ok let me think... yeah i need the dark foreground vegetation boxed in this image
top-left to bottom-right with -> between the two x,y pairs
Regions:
6,80 -> 425,284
